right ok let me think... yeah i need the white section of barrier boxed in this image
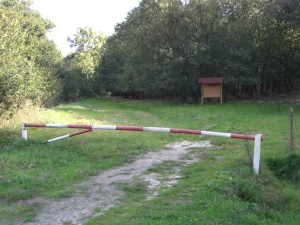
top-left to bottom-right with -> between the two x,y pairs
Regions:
92,125 -> 117,130
143,127 -> 171,133
201,131 -> 231,138
47,135 -> 70,143
253,134 -> 262,175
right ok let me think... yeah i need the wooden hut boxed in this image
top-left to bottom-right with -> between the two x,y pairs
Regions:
198,77 -> 224,104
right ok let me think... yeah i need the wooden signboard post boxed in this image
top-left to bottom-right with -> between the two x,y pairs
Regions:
198,77 -> 224,104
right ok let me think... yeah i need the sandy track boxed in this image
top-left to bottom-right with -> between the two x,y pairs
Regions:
19,140 -> 211,225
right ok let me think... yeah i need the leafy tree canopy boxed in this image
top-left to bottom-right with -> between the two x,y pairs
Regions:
97,0 -> 300,100
0,0 -> 63,118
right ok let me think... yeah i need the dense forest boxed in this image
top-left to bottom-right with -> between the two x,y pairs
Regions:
1,0 -> 300,118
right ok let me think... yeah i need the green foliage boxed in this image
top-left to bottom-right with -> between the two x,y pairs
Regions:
60,54 -> 93,101
0,0 -> 63,118
68,27 -> 107,80
60,27 -> 107,102
98,0 -> 300,100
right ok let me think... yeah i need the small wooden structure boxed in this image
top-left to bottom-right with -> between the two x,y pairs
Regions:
198,77 -> 224,104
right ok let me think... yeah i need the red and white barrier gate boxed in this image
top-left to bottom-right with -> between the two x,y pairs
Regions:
22,123 -> 263,175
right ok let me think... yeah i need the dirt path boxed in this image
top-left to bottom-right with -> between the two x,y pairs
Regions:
20,140 -> 211,225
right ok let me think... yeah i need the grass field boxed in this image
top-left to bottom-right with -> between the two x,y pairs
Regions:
0,97 -> 299,224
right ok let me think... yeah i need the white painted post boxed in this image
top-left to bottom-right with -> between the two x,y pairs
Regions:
22,123 -> 27,141
253,134 -> 262,175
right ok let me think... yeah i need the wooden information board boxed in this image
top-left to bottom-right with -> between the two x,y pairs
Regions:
198,77 -> 224,104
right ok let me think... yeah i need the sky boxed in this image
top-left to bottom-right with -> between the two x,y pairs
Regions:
31,0 -> 141,56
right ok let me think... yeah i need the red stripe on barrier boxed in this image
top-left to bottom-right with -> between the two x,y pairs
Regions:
170,128 -> 201,135
67,124 -> 93,129
116,126 -> 143,131
69,129 -> 93,137
231,134 -> 256,140
24,123 -> 46,128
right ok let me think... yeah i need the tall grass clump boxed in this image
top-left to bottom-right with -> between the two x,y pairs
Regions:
268,153 -> 300,184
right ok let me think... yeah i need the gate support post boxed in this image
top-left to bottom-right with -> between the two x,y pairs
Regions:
22,123 -> 27,141
253,134 -> 262,175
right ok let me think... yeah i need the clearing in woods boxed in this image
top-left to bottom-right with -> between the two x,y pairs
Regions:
0,96 -> 299,225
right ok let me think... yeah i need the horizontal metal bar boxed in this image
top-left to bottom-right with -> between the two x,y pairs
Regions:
24,123 -> 263,141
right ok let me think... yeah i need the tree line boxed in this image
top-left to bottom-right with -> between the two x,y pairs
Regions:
1,0 -> 300,118
98,0 -> 300,101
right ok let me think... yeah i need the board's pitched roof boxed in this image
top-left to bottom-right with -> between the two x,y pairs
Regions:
198,77 -> 224,84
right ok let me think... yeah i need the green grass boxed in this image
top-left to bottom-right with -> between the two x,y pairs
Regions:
268,153 -> 300,184
144,160 -> 181,175
0,97 -> 300,224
